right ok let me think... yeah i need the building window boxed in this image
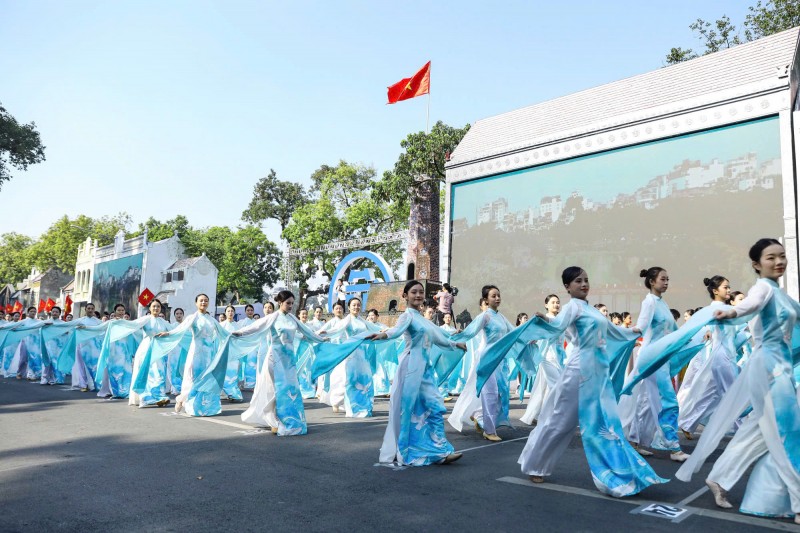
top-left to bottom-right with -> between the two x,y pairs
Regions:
176,270 -> 184,281
165,272 -> 172,283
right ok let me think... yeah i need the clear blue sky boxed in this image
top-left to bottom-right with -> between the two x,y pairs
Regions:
0,0 -> 749,245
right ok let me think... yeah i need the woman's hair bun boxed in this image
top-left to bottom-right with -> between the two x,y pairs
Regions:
702,277 -> 711,286
639,269 -> 648,277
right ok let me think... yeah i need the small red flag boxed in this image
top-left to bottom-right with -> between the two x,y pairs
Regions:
387,61 -> 430,104
64,295 -> 73,315
45,298 -> 56,312
138,288 -> 155,307
38,299 -> 46,313
5,304 -> 12,314
12,301 -> 23,314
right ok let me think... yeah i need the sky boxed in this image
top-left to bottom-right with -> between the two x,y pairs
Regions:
0,0 -> 751,246
451,116 -> 781,223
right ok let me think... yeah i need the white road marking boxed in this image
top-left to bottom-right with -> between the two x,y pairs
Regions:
497,476 -> 798,531
677,485 -> 709,506
455,436 -> 528,453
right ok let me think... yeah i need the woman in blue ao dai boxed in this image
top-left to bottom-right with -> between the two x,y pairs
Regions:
673,240 -> 800,524
236,304 -> 258,391
319,297 -> 385,417
96,304 -> 140,398
293,308 -> 318,399
4,307 -> 43,380
236,290 -> 328,435
448,285 -> 514,442
362,280 -> 466,466
677,276 -> 740,437
220,305 -> 244,402
127,299 -> 174,407
492,267 -> 667,496
437,312 -> 461,396
624,267 -> 689,461
319,302 -> 347,412
521,294 -> 567,425
156,294 -> 231,417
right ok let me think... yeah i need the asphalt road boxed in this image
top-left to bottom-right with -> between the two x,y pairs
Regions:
0,378 -> 797,532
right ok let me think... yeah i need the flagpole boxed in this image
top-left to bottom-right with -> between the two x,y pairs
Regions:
426,89 -> 430,134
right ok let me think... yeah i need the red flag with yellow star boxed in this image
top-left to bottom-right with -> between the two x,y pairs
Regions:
387,61 -> 430,104
138,288 -> 154,307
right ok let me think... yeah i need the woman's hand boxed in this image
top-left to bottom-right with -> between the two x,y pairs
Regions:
713,308 -> 736,320
155,332 -> 169,338
631,327 -> 642,334
455,342 -> 467,351
365,332 -> 388,340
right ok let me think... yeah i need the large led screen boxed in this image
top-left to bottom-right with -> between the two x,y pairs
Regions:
449,116 -> 783,321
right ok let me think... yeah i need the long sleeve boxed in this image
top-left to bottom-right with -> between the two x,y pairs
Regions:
423,318 -> 460,349
382,312 -> 414,340
731,280 -> 771,319
450,312 -> 489,342
634,295 -> 655,332
320,315 -> 352,339
292,315 -> 327,343
235,314 -> 278,338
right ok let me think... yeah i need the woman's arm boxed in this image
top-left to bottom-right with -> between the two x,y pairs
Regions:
632,296 -> 654,334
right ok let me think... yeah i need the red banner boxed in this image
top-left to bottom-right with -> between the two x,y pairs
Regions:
12,301 -> 23,314
387,61 -> 431,104
38,299 -> 46,313
4,304 -> 12,314
64,295 -> 73,315
45,298 -> 56,312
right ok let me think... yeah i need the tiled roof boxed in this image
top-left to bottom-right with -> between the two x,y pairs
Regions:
449,27 -> 799,166
165,256 -> 202,270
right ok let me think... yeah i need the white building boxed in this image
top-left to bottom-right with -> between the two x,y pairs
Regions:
72,230 -> 218,319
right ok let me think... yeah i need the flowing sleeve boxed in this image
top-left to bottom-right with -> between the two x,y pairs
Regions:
475,303 -> 579,394
293,316 -> 327,343
605,323 -> 644,397
311,312 -> 413,380
319,316 -> 350,338
450,312 -> 488,343
620,304 -> 742,395
731,281 -> 772,319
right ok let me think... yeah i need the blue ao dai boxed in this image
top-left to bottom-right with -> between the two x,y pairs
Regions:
622,293 -> 681,452
448,309 -> 513,435
236,317 -> 259,390
319,316 -> 346,409
237,312 -> 327,435
322,314 -> 385,417
157,312 -> 230,416
484,299 -> 667,496
521,319 -> 567,425
677,301 -> 740,434
125,316 -> 174,406
96,319 -> 141,398
675,279 -> 800,518
220,320 -> 243,401
3,319 -> 44,380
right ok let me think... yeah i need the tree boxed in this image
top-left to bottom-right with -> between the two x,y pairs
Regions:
282,160 -> 408,280
0,233 -> 35,283
242,169 -> 309,232
131,214 -> 191,242
666,1 -> 800,65
26,213 -> 131,274
184,225 -> 280,303
0,102 -> 46,190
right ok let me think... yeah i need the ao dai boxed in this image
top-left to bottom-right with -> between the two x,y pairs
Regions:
449,309 -> 514,435
220,320 -> 243,401
127,316 -> 174,406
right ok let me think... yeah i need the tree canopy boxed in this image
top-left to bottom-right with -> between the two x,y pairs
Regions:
665,0 -> 800,65
241,168 -> 309,232
0,102 -> 46,190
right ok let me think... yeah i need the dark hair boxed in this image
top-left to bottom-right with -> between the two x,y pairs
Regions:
561,266 -> 585,286
348,297 -> 362,306
314,306 -> 324,312
94,311 -> 101,318
694,307 -> 703,313
173,307 -> 184,314
51,306 -> 61,313
367,308 -> 379,316
685,308 -> 695,317
332,302 -> 344,311
703,275 -> 728,300
730,290 -> 743,301
114,303 -> 125,311
748,238 -> 783,274
224,304 -> 236,314
245,304 -> 254,311
254,314 -> 260,318
275,290 -> 294,303
149,298 -> 162,308
516,312 -> 528,326
478,297 -> 487,306
402,280 -> 423,296
26,306 -> 36,312
545,294 -> 559,304
609,312 -> 622,321
103,311 -> 110,317
443,283 -> 452,292
265,301 -> 275,309
621,311 -> 631,320
195,294 -> 209,303
594,303 -> 606,310
481,285 -> 499,300
670,308 -> 680,321
639,267 -> 666,289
